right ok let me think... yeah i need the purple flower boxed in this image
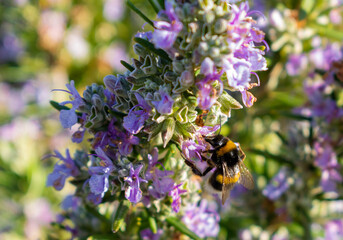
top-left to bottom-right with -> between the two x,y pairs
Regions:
314,142 -> 338,169
117,132 -> 140,156
152,1 -> 183,49
61,195 -> 81,211
92,119 -> 139,156
87,193 -> 103,205
196,58 -> 224,110
241,90 -> 257,108
148,169 -> 175,199
24,199 -> 54,240
55,81 -> 85,129
320,169 -> 343,192
223,58 -> 252,91
315,142 -> 343,192
169,183 -> 187,213
140,228 -> 163,240
0,32 -> 23,63
304,82 -> 343,122
123,93 -> 152,134
136,31 -> 153,40
286,54 -> 308,76
124,164 -> 147,203
152,88 -> 174,115
263,167 -> 290,200
330,9 -> 342,25
88,148 -> 116,198
196,82 -> 218,110
144,148 -> 175,199
145,147 -> 159,181
200,57 -> 216,76
103,0 -> 124,22
182,139 -> 206,162
325,220 -> 343,240
197,125 -> 221,136
47,149 -> 80,191
71,113 -> 87,143
309,44 -> 342,71
182,199 -> 220,238
234,44 -> 267,72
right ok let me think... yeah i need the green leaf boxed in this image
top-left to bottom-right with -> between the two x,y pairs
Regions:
50,100 -> 70,111
162,118 -> 176,148
157,0 -> 165,9
309,22 -> 343,41
279,112 -> 312,121
301,0 -> 315,15
147,0 -> 162,13
92,234 -> 121,240
120,60 -> 135,71
148,217 -> 158,234
166,217 -> 202,240
248,148 -> 295,167
217,91 -> 242,116
126,0 -> 154,27
134,37 -> 172,62
274,131 -> 288,145
112,200 -> 131,233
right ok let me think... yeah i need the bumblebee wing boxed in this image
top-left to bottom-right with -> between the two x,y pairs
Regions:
221,164 -> 235,205
238,162 -> 254,190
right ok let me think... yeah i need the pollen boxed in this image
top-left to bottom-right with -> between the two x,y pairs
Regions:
216,172 -> 240,184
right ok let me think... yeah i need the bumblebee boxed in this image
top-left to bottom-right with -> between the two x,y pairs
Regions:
184,134 -> 254,205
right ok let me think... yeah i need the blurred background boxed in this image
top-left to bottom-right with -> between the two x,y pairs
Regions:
0,0 -> 342,239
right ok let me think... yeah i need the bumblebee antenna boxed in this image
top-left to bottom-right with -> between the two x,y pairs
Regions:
218,115 -> 222,136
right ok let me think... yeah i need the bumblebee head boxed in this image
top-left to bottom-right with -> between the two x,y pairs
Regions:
204,134 -> 229,149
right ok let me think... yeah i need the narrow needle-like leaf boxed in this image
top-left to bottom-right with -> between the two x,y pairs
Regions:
126,0 -> 154,27
166,217 -> 202,240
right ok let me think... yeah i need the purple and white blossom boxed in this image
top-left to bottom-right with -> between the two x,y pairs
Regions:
88,148 -> 116,199
325,220 -> 343,240
169,183 -> 187,213
140,228 -> 163,240
152,88 -> 174,115
309,44 -> 342,71
152,1 -> 183,50
124,164 -> 147,203
182,200 -> 220,238
286,53 -> 308,76
46,149 -> 80,191
263,167 -> 291,200
315,142 -> 343,192
55,80 -> 85,129
123,93 -> 152,134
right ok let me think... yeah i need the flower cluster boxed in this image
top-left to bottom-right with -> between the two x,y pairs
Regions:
259,56 -> 343,239
47,0 -> 266,238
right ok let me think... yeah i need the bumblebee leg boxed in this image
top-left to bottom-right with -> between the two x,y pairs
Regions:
202,149 -> 215,154
184,160 -> 213,176
201,155 -> 216,168
202,166 -> 213,176
238,146 -> 246,160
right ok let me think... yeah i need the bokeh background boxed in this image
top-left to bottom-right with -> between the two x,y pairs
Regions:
0,0 -> 342,239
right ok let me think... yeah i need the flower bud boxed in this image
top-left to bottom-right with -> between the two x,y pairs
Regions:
198,42 -> 209,55
214,19 -> 227,34
180,70 -> 194,89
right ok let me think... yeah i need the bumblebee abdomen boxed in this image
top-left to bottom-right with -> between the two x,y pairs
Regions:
216,172 -> 240,185
209,170 -> 240,191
